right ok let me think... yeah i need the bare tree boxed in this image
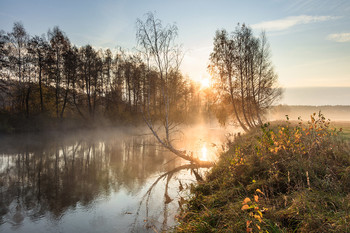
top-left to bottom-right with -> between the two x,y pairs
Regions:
136,12 -> 211,166
28,35 -> 49,113
48,26 -> 70,118
209,29 -> 249,131
0,30 -> 9,80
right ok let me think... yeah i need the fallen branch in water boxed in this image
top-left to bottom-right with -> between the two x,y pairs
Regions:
142,113 -> 214,167
131,163 -> 211,232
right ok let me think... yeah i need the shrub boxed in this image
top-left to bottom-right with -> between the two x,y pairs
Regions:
176,113 -> 350,232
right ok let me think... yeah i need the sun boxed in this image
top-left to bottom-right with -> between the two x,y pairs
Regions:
200,78 -> 210,88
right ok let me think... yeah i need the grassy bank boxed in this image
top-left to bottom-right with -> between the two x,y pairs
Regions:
176,113 -> 350,232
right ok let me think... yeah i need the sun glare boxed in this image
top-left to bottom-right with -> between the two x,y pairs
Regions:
200,78 -> 210,88
201,145 -> 208,161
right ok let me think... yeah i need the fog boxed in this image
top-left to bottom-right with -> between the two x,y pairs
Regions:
267,105 -> 350,122
0,123 -> 238,233
281,87 -> 350,106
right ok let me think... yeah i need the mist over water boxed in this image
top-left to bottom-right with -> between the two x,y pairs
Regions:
0,125 -> 233,233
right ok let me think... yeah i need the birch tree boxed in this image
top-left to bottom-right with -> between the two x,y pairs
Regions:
136,12 -> 211,165
209,24 -> 282,131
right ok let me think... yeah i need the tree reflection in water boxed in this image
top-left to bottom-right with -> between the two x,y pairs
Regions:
0,129 -> 212,232
132,163 -> 211,232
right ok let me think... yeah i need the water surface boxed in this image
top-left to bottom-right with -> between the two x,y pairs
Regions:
0,126 -> 228,232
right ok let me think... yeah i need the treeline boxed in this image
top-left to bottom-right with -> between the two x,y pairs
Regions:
0,22 -> 203,132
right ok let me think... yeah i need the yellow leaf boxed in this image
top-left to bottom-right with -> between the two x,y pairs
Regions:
257,210 -> 263,217
242,197 -> 251,204
254,195 -> 259,202
254,215 -> 262,222
256,189 -> 264,195
246,220 -> 252,227
256,224 -> 261,230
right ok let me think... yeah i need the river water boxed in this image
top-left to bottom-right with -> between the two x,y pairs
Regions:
0,126 -> 231,232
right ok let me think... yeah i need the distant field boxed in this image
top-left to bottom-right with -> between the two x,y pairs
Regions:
268,105 -> 350,122
332,121 -> 350,139
267,105 -> 350,139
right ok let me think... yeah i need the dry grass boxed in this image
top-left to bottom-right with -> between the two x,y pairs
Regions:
175,113 -> 350,232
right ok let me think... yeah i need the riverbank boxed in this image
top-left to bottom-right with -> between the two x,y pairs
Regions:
0,111 -> 145,135
176,114 -> 350,232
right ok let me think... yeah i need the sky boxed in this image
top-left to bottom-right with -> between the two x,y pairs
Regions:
1,0 -> 350,103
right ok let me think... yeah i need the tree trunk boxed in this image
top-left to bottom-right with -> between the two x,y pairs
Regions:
25,86 -> 31,118
228,74 -> 249,132
38,62 -> 44,113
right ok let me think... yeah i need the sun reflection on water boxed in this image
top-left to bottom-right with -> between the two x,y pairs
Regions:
201,145 -> 208,161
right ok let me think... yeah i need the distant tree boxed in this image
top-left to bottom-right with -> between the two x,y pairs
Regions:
123,55 -> 133,111
209,24 -> 281,131
78,45 -> 106,119
109,49 -> 124,115
48,26 -> 70,118
0,30 -> 10,99
7,22 -> 30,115
62,45 -> 79,117
102,49 -> 113,113
0,30 -> 9,79
68,46 -> 86,119
79,45 -> 96,118
28,35 -> 49,113
8,22 -> 28,82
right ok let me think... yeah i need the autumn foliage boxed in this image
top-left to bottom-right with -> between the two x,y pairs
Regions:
176,113 -> 350,232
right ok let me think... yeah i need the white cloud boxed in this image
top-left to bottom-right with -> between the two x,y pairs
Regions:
327,33 -> 350,42
252,15 -> 339,31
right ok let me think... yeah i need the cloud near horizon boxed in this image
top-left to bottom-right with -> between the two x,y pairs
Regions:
252,15 -> 339,31
327,32 -> 350,42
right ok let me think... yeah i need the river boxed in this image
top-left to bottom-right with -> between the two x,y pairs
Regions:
0,125 -> 232,232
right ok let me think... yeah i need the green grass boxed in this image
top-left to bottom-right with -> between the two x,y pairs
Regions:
175,114 -> 350,232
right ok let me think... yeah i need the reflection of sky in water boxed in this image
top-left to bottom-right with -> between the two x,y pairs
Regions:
0,126 -> 233,232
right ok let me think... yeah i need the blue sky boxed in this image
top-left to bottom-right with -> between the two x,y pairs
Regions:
1,0 -> 350,90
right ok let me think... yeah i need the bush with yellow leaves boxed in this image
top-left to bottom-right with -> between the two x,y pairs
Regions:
176,113 -> 350,232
